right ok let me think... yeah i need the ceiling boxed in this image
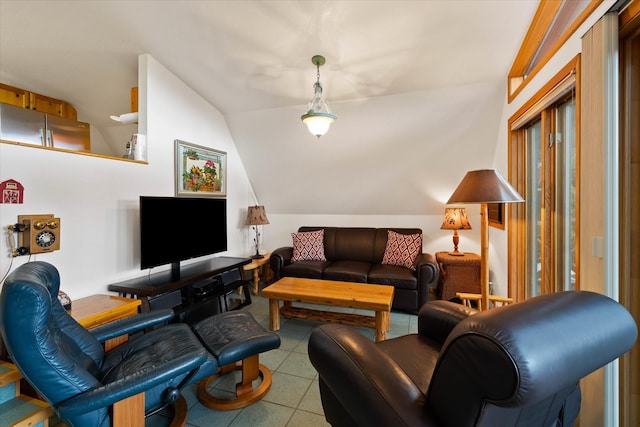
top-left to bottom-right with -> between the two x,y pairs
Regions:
0,0 -> 539,215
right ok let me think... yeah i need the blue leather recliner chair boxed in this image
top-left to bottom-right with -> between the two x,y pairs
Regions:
0,261 -> 221,426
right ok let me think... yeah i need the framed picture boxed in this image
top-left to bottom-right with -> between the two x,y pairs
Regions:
175,139 -> 226,197
488,203 -> 505,229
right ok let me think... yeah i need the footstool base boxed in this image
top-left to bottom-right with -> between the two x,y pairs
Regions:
192,311 -> 281,411
197,355 -> 273,410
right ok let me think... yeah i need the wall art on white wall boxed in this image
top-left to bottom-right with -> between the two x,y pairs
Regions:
175,139 -> 226,197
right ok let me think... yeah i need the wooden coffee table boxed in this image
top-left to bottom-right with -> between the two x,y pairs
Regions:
261,277 -> 394,342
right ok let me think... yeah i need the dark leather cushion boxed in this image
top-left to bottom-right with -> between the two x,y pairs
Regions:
99,323 -> 218,411
368,263 -> 417,290
376,334 -> 441,394
332,228 -> 377,263
309,323 -> 431,427
99,323 -> 205,382
323,260 -> 370,282
192,311 -> 280,366
282,260 -> 329,279
417,300 -> 477,342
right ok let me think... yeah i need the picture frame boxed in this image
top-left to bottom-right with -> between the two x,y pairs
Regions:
488,202 -> 505,230
175,139 -> 226,197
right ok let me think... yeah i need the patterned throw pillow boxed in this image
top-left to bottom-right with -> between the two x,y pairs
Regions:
292,229 -> 327,262
381,230 -> 422,270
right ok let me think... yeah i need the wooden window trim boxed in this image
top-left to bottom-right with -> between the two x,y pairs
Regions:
508,55 -> 581,301
508,1 -> 600,103
619,0 -> 640,36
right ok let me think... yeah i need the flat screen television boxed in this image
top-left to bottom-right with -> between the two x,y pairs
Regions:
139,196 -> 227,278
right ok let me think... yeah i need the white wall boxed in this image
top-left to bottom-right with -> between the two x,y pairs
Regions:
233,79 -> 504,294
0,54 -> 254,299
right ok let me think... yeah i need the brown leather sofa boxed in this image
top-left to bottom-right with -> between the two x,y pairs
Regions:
308,291 -> 638,426
269,226 -> 439,313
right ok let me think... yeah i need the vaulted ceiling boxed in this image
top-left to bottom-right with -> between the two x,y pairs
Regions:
0,0 -> 538,215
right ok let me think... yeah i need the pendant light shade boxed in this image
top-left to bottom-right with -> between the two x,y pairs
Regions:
301,55 -> 336,138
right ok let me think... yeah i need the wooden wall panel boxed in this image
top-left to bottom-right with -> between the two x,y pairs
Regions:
579,16 -> 606,427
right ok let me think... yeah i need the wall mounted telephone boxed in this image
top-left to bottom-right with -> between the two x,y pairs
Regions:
7,214 -> 61,256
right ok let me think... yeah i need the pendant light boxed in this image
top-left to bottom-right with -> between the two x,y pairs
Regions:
301,55 -> 336,138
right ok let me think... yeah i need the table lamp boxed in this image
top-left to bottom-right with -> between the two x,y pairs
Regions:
440,207 -> 472,255
246,205 -> 269,259
447,169 -> 524,310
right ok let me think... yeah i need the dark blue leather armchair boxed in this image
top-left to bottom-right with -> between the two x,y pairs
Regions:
0,261 -> 220,427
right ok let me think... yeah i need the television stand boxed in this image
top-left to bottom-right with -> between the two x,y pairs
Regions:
107,256 -> 252,322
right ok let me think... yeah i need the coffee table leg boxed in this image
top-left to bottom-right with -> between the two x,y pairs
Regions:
375,310 -> 389,342
268,299 -> 280,331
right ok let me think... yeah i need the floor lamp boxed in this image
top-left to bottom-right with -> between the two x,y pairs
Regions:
446,169 -> 524,310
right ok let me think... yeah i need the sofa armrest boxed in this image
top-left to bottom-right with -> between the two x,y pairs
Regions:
270,246 -> 293,280
417,300 -> 477,343
415,252 -> 438,285
414,252 -> 439,308
308,324 -> 436,426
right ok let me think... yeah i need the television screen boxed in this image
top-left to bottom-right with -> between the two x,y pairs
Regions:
140,196 -> 227,270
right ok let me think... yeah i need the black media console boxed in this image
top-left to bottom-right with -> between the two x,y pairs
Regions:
107,256 -> 252,324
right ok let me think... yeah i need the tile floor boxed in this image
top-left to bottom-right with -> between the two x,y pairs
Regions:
147,290 -> 419,427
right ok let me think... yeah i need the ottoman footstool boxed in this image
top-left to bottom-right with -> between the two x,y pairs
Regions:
192,311 -> 281,410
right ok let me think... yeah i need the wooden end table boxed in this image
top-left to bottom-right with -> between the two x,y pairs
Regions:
242,252 -> 272,295
70,294 -> 141,351
435,251 -> 481,301
262,277 -> 394,342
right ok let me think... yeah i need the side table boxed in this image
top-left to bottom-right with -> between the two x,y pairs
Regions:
243,252 -> 273,295
435,251 -> 481,301
70,294 -> 141,351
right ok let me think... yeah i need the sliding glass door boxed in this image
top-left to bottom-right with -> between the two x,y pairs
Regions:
519,91 -> 577,298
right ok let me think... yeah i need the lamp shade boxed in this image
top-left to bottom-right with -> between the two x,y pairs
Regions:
446,169 -> 523,311
440,208 -> 472,230
447,169 -> 524,204
301,112 -> 335,137
246,205 -> 269,225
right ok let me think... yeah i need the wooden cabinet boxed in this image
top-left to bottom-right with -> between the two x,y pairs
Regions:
29,92 -> 77,120
0,82 -> 77,120
0,83 -> 29,108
